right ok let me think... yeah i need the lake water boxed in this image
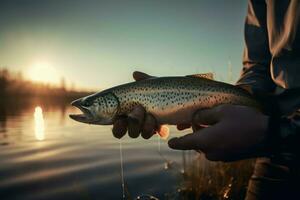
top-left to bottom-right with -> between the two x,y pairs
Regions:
0,100 -> 194,200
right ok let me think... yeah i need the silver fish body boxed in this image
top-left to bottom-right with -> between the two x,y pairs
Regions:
69,76 -> 259,125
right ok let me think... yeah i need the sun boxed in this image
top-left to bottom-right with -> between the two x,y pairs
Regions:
26,62 -> 60,84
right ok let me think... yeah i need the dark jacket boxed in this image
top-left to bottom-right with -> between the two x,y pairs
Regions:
237,0 -> 300,161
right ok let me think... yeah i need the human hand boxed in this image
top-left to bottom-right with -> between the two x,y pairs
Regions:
112,71 -> 159,139
168,105 -> 270,161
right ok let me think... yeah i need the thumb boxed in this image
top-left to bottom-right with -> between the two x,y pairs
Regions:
133,71 -> 154,81
192,106 -> 224,126
168,133 -> 204,150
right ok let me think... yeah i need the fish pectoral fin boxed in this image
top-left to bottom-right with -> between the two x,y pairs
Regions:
157,125 -> 169,140
186,73 -> 214,80
235,82 -> 256,94
236,84 -> 253,94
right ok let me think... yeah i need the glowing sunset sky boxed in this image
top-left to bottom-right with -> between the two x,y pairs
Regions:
0,0 -> 247,90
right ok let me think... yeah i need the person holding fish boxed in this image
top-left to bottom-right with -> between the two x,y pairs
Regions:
70,0 -> 299,199
113,1 -> 300,200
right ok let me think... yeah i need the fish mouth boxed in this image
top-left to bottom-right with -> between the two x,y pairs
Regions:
69,99 -> 94,124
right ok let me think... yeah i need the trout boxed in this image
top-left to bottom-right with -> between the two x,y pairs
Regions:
69,73 -> 259,137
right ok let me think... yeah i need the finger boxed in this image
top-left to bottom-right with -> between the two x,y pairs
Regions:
168,124 -> 224,151
192,124 -> 204,132
133,71 -> 153,81
112,118 -> 128,139
168,133 -> 202,150
141,114 -> 157,139
127,105 -> 145,138
127,117 -> 141,138
177,124 -> 191,130
192,106 -> 224,126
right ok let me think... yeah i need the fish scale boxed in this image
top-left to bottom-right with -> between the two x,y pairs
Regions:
111,77 -> 257,125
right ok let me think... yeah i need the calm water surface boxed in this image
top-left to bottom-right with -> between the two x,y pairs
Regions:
0,100 -> 192,200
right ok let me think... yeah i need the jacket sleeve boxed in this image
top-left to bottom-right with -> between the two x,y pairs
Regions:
237,1 -> 300,162
236,0 -> 276,95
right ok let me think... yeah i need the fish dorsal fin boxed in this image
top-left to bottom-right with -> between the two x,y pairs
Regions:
186,73 -> 214,80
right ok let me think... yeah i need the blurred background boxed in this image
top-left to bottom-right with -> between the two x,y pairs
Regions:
0,1 -> 254,200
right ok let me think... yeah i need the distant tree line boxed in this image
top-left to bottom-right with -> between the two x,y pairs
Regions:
0,68 -> 9,96
0,67 -> 92,100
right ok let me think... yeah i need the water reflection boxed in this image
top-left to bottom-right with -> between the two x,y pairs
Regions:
34,106 -> 45,141
0,103 -> 7,135
0,99 -> 188,200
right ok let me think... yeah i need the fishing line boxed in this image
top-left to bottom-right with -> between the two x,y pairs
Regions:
156,134 -> 177,170
156,132 -> 186,174
157,134 -> 161,152
181,151 -> 186,174
157,134 -> 168,163
119,140 -> 125,200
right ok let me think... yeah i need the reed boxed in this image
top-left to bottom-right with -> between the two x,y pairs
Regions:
177,152 -> 255,200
